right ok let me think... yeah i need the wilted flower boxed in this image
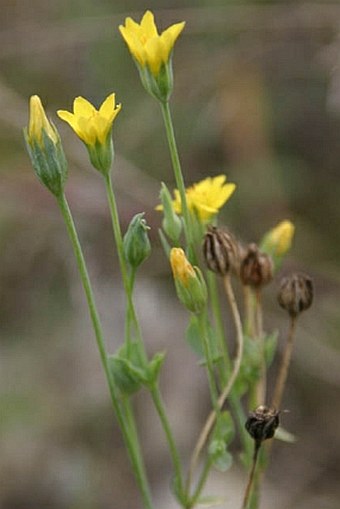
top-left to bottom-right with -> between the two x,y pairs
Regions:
240,244 -> 273,288
278,273 -> 313,317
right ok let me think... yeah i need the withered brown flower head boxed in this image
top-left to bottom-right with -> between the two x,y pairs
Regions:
240,243 -> 273,288
278,273 -> 313,317
245,405 -> 279,445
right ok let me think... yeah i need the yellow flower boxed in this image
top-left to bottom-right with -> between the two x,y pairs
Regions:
28,95 -> 58,146
265,220 -> 295,257
158,175 -> 236,222
170,248 -> 196,287
57,94 -> 121,146
119,10 -> 185,77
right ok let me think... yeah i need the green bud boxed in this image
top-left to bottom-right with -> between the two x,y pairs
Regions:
159,183 -> 182,242
170,248 -> 207,314
24,96 -> 68,197
124,213 -> 151,269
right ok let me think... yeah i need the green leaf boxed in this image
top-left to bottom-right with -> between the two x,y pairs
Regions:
208,439 -> 233,472
158,228 -> 171,258
196,496 -> 224,507
185,315 -> 204,357
208,411 -> 235,472
108,341 -> 148,396
233,335 -> 262,396
185,315 -> 222,365
211,410 -> 235,445
108,355 -> 144,395
146,352 -> 166,385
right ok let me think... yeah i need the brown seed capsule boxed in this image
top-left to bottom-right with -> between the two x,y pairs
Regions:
278,273 -> 313,317
203,226 -> 240,276
245,405 -> 279,445
240,243 -> 273,288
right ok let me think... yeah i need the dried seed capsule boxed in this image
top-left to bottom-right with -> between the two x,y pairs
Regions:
245,405 -> 279,445
203,226 -> 240,276
240,244 -> 273,288
278,273 -> 313,317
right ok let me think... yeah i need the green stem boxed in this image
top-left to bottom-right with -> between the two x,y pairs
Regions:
160,101 -> 194,259
57,192 -> 154,509
188,457 -> 213,509
150,383 -> 186,504
207,273 -> 251,461
104,173 -> 146,362
206,271 -> 230,384
198,312 -> 219,407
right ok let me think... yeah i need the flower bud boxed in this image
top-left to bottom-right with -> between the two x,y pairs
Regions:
261,220 -> 295,258
278,273 -> 313,317
159,183 -> 182,242
261,220 -> 295,271
24,95 -> 68,197
170,248 -> 207,314
203,226 -> 240,276
245,405 -> 279,445
123,213 -> 151,269
240,244 -> 273,288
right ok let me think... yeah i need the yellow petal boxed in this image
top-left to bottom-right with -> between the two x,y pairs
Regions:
29,95 -> 58,145
140,10 -> 158,37
73,96 -> 95,118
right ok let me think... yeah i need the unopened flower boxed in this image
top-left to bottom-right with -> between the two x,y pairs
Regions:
157,175 -> 236,223
170,248 -> 207,313
24,95 -> 67,197
57,94 -> 121,174
261,220 -> 295,258
159,182 -> 182,242
123,213 -> 151,269
27,95 -> 58,146
119,11 -> 185,102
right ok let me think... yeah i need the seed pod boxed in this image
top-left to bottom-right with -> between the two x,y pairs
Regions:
203,226 -> 240,276
245,405 -> 279,445
240,244 -> 273,288
278,273 -> 313,317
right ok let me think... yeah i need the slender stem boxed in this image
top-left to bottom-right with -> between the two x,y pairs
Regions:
198,312 -> 220,407
207,271 -> 230,382
254,289 -> 266,406
207,274 -> 251,461
188,457 -> 213,509
104,173 -> 146,361
271,316 -> 297,410
57,193 -> 154,509
186,275 -> 244,492
160,101 -> 194,258
150,383 -> 185,502
241,442 -> 261,509
243,285 -> 255,337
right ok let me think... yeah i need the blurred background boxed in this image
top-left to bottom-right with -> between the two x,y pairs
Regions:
1,1 -> 340,508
